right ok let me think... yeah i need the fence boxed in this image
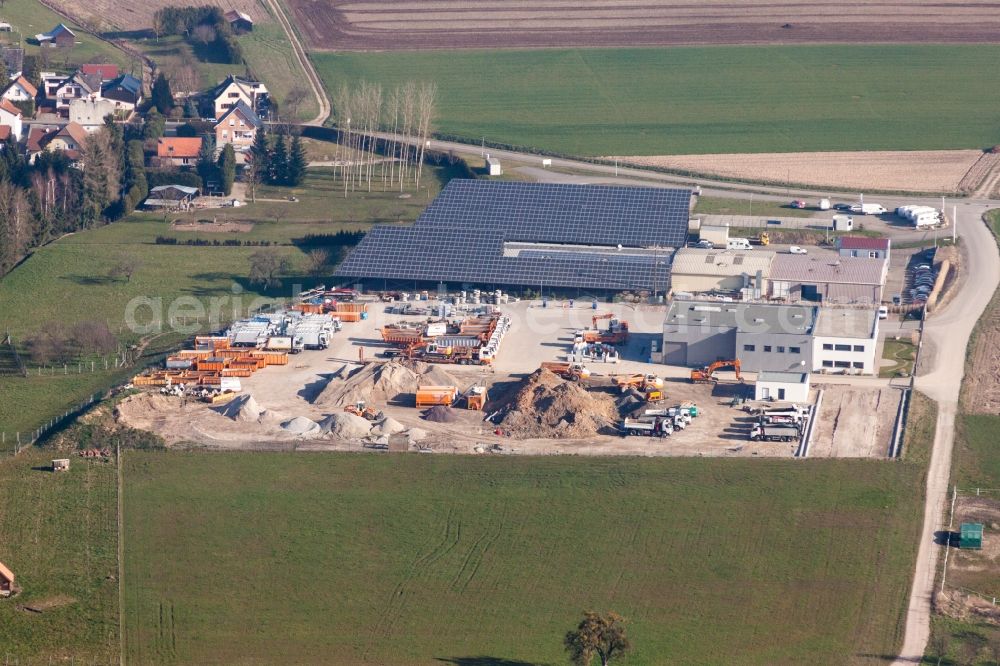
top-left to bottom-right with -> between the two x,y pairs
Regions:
1,391 -> 104,456
939,486 -> 1000,604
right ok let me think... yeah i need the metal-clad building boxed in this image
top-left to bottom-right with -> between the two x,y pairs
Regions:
769,255 -> 887,304
670,248 -> 775,295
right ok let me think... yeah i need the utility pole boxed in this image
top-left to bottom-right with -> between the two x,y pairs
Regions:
953,205 -> 957,243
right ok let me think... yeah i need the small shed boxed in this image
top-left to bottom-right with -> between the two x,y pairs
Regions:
0,560 -> 14,596
755,371 -> 810,403
831,214 -> 854,231
699,224 -> 730,246
52,458 -> 70,472
224,10 -> 254,33
960,523 -> 983,550
485,155 -> 502,176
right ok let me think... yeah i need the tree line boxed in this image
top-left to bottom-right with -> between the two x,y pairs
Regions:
152,6 -> 242,65
331,81 -> 436,194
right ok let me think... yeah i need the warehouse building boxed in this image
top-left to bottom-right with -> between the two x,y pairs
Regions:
334,180 -> 691,295
769,254 -> 887,304
669,248 -> 774,297
662,300 -> 880,374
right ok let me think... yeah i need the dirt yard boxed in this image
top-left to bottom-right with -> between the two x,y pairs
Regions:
937,495 -> 1000,626
46,0 -> 267,31
288,0 -> 1000,50
170,219 -> 255,233
808,384 -> 902,457
610,151 -> 986,194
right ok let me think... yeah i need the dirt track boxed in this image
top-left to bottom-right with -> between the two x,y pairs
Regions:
288,0 -> 1000,50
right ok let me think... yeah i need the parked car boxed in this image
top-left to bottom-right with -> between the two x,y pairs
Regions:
833,203 -> 852,211
790,199 -> 807,209
788,246 -> 808,254
695,239 -> 714,249
878,306 -> 889,320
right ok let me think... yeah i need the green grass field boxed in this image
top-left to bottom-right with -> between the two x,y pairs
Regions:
694,195 -> 813,219
0,452 -> 119,663
122,449 -> 928,665
0,1 -> 127,69
314,45 -> 1000,156
880,339 -> 917,379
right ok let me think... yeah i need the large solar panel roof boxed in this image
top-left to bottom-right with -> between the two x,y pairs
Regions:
335,180 -> 691,291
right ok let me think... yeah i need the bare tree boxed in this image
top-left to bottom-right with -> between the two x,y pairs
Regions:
71,320 -> 117,355
248,249 -> 290,289
191,24 -> 216,45
108,254 -> 141,282
305,249 -> 330,276
284,86 -> 309,121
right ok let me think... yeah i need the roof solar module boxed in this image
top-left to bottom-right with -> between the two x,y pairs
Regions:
335,180 -> 691,291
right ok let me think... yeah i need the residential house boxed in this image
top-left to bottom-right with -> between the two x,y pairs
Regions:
80,63 -> 119,82
215,100 -> 261,152
2,76 -> 37,104
35,23 -> 76,48
101,73 -> 142,112
25,125 -> 59,162
52,70 -> 103,114
156,137 -> 202,167
47,121 -> 88,160
0,98 -> 22,140
206,74 -> 268,119
40,72 -> 64,99
837,236 -> 891,261
69,97 -> 118,130
224,10 -> 254,33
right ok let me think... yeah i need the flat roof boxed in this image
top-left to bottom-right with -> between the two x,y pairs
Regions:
664,300 -> 816,335
671,248 -> 775,277
770,254 -> 886,286
814,307 -> 878,339
758,371 -> 809,384
839,236 -> 891,251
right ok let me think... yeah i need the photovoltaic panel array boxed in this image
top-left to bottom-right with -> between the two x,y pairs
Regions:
335,180 -> 691,291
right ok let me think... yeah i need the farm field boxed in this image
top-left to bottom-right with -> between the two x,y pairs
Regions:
43,0 -> 265,32
288,0 -> 1000,51
314,46 -> 1000,156
0,452 -> 119,663
0,0 -> 126,67
122,449 -> 928,665
613,150 -> 986,194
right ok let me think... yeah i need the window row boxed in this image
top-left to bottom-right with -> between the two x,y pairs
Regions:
822,343 -> 866,352
743,344 -> 801,354
822,360 -> 865,369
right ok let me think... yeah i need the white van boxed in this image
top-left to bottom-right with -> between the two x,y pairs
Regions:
727,238 -> 752,250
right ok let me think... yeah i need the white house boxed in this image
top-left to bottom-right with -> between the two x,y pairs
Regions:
52,71 -> 102,113
0,98 -> 23,140
1,75 -> 37,104
206,75 -> 268,119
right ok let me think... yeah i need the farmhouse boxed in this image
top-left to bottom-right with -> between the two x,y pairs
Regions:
768,254 -> 887,305
669,248 -> 774,296
838,236 -> 891,260
661,299 -> 879,374
35,23 -> 76,47
156,137 -> 202,167
336,180 -> 691,294
224,10 -> 254,32
0,560 -> 13,596
215,100 -> 261,151
206,75 -> 268,119
101,74 -> 142,110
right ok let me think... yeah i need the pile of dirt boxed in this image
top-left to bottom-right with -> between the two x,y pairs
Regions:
424,405 -> 459,423
319,412 -> 373,439
314,360 -> 459,409
372,416 -> 406,436
217,394 -> 262,422
497,369 -> 617,439
280,416 -> 323,438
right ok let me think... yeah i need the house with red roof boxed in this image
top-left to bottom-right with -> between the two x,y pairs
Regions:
80,63 -> 119,82
156,137 -> 202,167
837,236 -> 891,261
0,98 -> 22,140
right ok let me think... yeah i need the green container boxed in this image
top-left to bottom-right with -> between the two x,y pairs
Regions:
959,523 -> 983,550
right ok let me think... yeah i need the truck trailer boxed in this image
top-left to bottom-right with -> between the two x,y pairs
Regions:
750,424 -> 800,442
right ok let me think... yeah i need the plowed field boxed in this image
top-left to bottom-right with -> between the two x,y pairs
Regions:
288,0 -> 1000,51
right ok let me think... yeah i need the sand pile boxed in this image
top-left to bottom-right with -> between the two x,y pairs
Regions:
320,412 -> 374,439
257,409 -> 287,426
424,405 -> 459,423
281,416 -> 323,438
216,394 -> 261,422
404,427 -> 428,443
314,360 -> 459,409
497,369 -> 617,439
372,416 -> 406,436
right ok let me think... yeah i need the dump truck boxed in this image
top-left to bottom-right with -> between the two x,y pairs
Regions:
750,424 -> 800,442
415,385 -> 458,407
612,373 -> 664,392
690,359 -> 742,383
621,416 -> 673,438
540,361 -> 591,381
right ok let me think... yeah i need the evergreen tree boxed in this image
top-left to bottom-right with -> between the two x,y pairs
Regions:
217,144 -> 236,196
151,72 -> 174,115
123,140 -> 148,214
197,135 -> 217,191
287,135 -> 308,187
251,129 -> 269,179
270,133 -> 288,185
142,109 -> 166,141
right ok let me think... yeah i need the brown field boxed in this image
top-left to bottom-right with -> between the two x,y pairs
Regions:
287,0 -> 1000,50
609,150 -> 987,194
44,0 -> 268,31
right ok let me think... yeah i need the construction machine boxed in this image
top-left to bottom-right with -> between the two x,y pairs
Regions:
464,385 -> 488,410
344,401 -> 383,421
690,359 -> 742,384
612,373 -> 664,392
580,314 -> 630,345
751,232 -> 770,246
540,361 -> 591,381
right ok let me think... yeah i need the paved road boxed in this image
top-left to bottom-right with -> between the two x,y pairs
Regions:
893,204 -> 999,664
